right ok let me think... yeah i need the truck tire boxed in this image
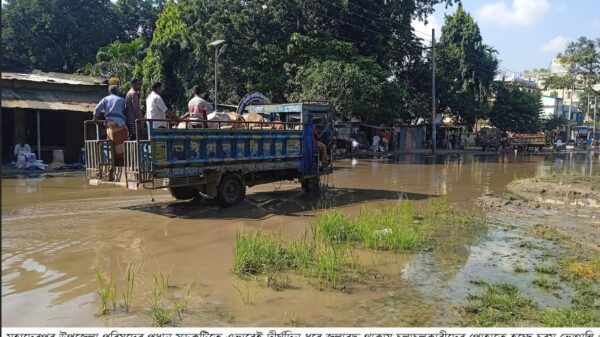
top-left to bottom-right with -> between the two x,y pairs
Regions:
301,177 -> 320,193
169,186 -> 199,200
217,173 -> 246,207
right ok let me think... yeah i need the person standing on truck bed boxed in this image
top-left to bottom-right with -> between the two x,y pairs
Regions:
181,86 -> 208,128
94,85 -> 128,161
146,82 -> 176,129
94,85 -> 126,127
124,78 -> 143,140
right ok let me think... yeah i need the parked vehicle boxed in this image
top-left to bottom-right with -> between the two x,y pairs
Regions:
478,127 -> 500,151
506,132 -> 547,152
84,102 -> 334,206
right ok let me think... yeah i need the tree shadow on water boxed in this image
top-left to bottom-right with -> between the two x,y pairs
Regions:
125,187 -> 435,220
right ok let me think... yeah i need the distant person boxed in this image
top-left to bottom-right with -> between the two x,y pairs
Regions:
124,78 -> 143,140
13,139 -> 31,161
145,82 -> 176,129
372,134 -> 381,152
554,138 -> 565,152
93,85 -> 126,127
181,86 -> 208,128
94,85 -> 128,159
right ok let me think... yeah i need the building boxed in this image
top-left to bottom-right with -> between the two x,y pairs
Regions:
1,71 -> 106,163
541,95 -> 563,120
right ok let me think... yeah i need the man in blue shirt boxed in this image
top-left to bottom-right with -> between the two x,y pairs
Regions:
93,85 -> 126,126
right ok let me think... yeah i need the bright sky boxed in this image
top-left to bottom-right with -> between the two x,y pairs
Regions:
412,0 -> 600,74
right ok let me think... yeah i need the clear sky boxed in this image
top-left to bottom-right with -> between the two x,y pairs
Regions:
412,0 -> 600,74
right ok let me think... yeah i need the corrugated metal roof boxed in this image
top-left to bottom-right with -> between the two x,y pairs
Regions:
2,71 -> 105,86
2,88 -> 103,112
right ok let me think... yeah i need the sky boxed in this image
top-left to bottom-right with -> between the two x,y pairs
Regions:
411,0 -> 600,74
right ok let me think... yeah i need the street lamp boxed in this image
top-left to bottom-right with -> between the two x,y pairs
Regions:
209,39 -> 226,112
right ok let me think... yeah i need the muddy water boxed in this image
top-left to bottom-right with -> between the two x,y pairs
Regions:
2,152 -> 599,326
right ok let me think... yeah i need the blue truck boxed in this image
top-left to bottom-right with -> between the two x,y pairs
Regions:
84,102 -> 334,206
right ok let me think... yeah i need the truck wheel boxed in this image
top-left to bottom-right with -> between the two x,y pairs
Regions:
217,173 -> 246,207
169,186 -> 199,200
301,177 -> 320,193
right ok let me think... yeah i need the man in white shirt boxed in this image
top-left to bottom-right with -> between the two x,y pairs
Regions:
14,139 -> 32,161
146,82 -> 174,128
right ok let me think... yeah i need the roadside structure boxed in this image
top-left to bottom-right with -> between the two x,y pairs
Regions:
1,71 -> 106,163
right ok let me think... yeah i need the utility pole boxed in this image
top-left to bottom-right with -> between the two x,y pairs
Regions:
567,84 -> 573,141
594,96 -> 597,140
431,28 -> 437,155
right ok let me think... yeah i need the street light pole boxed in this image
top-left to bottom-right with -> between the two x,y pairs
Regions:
215,47 -> 218,111
209,39 -> 226,112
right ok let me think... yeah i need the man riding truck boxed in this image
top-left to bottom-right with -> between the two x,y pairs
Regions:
312,117 -> 330,166
94,85 -> 128,162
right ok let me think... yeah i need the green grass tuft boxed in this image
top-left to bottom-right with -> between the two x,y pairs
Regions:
532,275 -> 561,289
464,281 -> 536,326
541,308 -> 599,327
233,231 -> 286,275
95,268 -> 117,316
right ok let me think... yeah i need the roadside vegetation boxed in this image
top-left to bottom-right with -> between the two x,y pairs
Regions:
94,267 -> 196,326
233,198 -> 481,291
464,255 -> 600,327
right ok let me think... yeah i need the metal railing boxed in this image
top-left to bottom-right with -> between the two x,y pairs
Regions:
137,118 -> 303,136
84,120 -> 114,180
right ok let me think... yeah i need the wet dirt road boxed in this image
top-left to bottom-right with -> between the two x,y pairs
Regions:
2,152 -> 599,326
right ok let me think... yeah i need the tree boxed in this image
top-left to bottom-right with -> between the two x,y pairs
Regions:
436,5 -> 498,128
114,0 -> 166,42
489,83 -> 542,133
80,38 -> 147,92
544,116 -> 568,131
289,59 -> 383,122
141,0 -> 456,116
558,37 -> 600,95
2,0 -> 119,72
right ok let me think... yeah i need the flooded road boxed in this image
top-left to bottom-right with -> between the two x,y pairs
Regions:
2,152 -> 599,326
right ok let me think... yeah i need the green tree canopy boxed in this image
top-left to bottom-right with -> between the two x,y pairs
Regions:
489,83 -> 542,133
2,0 -> 118,72
435,5 -> 498,128
558,37 -> 600,95
1,0 -> 165,72
80,38 -> 147,92
141,0 -> 456,117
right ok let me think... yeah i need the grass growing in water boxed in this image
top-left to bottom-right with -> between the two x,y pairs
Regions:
513,264 -> 528,273
234,231 -> 286,275
464,281 -> 536,326
122,265 -> 137,312
233,199 -> 479,290
352,204 -> 426,251
145,273 -> 196,326
95,268 -> 117,315
532,275 -> 561,289
535,264 -> 558,274
541,308 -> 599,327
